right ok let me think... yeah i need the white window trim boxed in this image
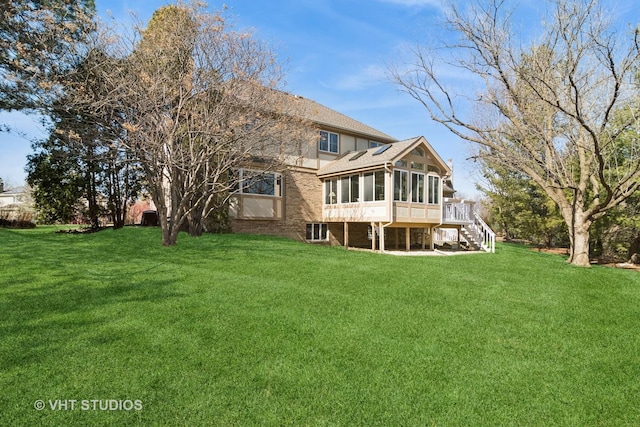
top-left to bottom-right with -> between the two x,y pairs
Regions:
427,174 -> 441,205
411,172 -> 425,204
306,223 -> 329,242
324,178 -> 338,205
393,169 -> 409,202
363,170 -> 385,202
340,174 -> 360,204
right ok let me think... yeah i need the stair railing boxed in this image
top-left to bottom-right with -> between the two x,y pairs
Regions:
466,210 -> 495,253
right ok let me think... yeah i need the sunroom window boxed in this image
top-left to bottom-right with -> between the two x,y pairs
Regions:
340,174 -> 359,203
411,172 -> 425,203
393,170 -> 408,202
364,171 -> 385,202
428,175 -> 440,204
325,178 -> 338,204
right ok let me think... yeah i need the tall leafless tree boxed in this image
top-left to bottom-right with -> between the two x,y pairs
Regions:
392,0 -> 640,266
73,3 -> 314,245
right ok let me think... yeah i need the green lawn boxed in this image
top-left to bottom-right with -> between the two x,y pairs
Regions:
1,226 -> 639,426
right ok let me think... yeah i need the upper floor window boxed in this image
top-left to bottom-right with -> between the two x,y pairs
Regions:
395,159 -> 407,168
319,130 -> 339,154
369,141 -> 384,148
411,147 -> 425,157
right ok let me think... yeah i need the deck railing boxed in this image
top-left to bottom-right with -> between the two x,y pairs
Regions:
443,199 -> 473,223
441,199 -> 495,253
465,211 -> 496,253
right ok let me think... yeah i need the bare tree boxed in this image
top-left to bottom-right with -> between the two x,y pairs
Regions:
74,3 -> 313,245
392,0 -> 640,266
0,0 -> 95,111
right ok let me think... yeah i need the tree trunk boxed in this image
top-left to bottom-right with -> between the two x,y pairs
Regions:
187,205 -> 204,237
568,225 -> 591,267
188,219 -> 204,236
162,225 -> 179,246
155,198 -> 177,246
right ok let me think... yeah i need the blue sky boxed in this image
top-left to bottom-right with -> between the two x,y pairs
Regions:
2,0 -> 640,197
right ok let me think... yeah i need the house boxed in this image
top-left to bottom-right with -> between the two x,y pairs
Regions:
0,185 -> 30,210
0,185 -> 34,224
229,94 -> 495,252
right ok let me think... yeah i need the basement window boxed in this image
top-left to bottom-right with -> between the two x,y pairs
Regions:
306,223 -> 329,242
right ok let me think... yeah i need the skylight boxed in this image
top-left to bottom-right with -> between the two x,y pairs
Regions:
349,150 -> 367,161
372,145 -> 391,155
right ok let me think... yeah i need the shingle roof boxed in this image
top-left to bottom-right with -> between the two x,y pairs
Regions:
288,94 -> 396,142
317,137 -> 419,176
0,186 -> 26,195
317,136 -> 452,177
236,85 -> 396,142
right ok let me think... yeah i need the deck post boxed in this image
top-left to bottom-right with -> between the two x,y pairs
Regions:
457,225 -> 461,249
430,226 -> 435,250
344,222 -> 349,249
405,227 -> 410,252
371,222 -> 376,251
379,222 -> 385,252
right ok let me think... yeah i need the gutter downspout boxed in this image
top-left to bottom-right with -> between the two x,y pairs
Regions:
430,173 -> 445,252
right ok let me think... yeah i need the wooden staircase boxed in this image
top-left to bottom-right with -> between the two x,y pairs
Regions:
438,199 -> 496,253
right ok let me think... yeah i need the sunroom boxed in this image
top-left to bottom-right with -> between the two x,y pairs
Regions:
317,136 -> 452,251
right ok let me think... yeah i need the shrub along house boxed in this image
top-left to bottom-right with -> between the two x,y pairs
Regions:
229,93 -> 495,252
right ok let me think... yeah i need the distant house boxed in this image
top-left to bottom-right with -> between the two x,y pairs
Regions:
0,186 -> 30,209
0,185 -> 34,225
228,93 -> 495,252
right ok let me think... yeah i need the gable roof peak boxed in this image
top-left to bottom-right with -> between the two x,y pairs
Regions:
318,135 -> 451,177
